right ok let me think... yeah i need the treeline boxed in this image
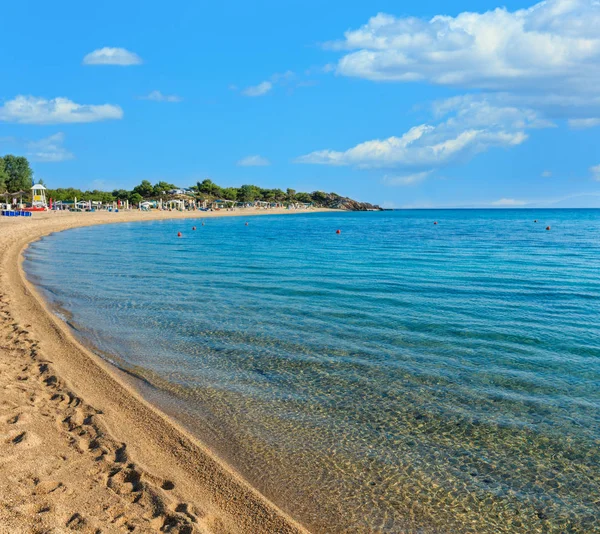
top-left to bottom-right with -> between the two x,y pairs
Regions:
47,179 -> 339,206
190,179 -> 327,204
0,156 -> 34,194
1,154 -> 378,209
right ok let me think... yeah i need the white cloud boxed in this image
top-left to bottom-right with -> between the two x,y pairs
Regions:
568,118 -> 600,129
140,90 -> 182,103
239,71 -> 297,97
331,1 -> 600,90
0,95 -> 123,124
83,47 -> 142,66
328,0 -> 600,123
242,81 -> 273,97
237,155 -> 271,166
296,97 -> 537,175
491,198 -> 528,206
383,171 -> 431,186
591,164 -> 600,181
26,133 -> 74,162
541,170 -> 553,177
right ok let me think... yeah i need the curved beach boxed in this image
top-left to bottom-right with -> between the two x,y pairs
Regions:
0,209 -> 326,533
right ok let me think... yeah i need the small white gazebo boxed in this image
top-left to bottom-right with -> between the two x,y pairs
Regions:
31,184 -> 47,208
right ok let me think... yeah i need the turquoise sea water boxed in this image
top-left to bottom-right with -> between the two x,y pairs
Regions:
24,210 -> 600,533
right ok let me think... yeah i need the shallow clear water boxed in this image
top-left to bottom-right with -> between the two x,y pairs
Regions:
24,210 -> 600,533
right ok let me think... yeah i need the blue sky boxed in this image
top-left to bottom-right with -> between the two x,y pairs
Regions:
1,0 -> 600,208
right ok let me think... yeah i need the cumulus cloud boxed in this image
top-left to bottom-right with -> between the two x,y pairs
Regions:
83,47 -> 142,66
328,0 -> 600,124
591,164 -> 600,181
296,97 -> 539,174
140,90 -> 182,103
237,155 -> 271,166
27,133 -> 74,162
0,95 -> 123,124
242,81 -> 273,97
331,1 -> 600,90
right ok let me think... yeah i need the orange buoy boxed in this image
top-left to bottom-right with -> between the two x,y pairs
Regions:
336,229 -> 341,234
177,232 -> 182,237
192,226 -> 196,231
546,226 -> 551,231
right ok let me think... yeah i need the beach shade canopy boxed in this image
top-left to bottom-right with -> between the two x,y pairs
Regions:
31,184 -> 47,191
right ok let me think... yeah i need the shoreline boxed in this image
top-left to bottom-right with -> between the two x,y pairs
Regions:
0,208 -> 330,533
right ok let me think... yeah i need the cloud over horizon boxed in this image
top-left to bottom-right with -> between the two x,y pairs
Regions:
83,47 -> 142,66
296,97 -> 542,176
0,96 -> 123,124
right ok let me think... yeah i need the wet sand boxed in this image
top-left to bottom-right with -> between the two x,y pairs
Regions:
0,208 -> 328,533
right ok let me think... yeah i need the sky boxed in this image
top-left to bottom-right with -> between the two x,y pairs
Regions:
1,0 -> 600,208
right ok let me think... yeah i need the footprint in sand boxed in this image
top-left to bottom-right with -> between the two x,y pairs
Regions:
7,430 -> 41,449
6,413 -> 21,425
161,480 -> 175,491
66,512 -> 86,529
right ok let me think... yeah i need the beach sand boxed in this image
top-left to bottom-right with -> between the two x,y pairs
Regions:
0,208 -> 327,534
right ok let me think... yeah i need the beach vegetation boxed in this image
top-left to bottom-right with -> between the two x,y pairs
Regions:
0,158 -> 7,193
197,179 -> 222,197
238,184 -> 261,202
2,155 -> 34,193
153,181 -> 177,196
132,180 -> 154,198
0,154 -> 379,209
129,192 -> 143,205
221,187 -> 238,201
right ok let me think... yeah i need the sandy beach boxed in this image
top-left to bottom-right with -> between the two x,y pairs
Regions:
0,208 -> 326,534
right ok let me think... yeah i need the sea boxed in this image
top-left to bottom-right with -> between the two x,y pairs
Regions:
23,210 -> 600,533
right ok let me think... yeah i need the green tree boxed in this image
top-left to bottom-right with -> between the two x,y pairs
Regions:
221,187 -> 238,201
286,188 -> 296,202
3,155 -> 33,193
129,192 -> 143,206
260,188 -> 275,202
272,188 -> 286,202
153,181 -> 176,196
133,180 -> 154,198
0,158 -> 7,193
112,189 -> 130,201
311,191 -> 329,204
295,192 -> 312,203
238,184 -> 261,203
198,179 -> 221,197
